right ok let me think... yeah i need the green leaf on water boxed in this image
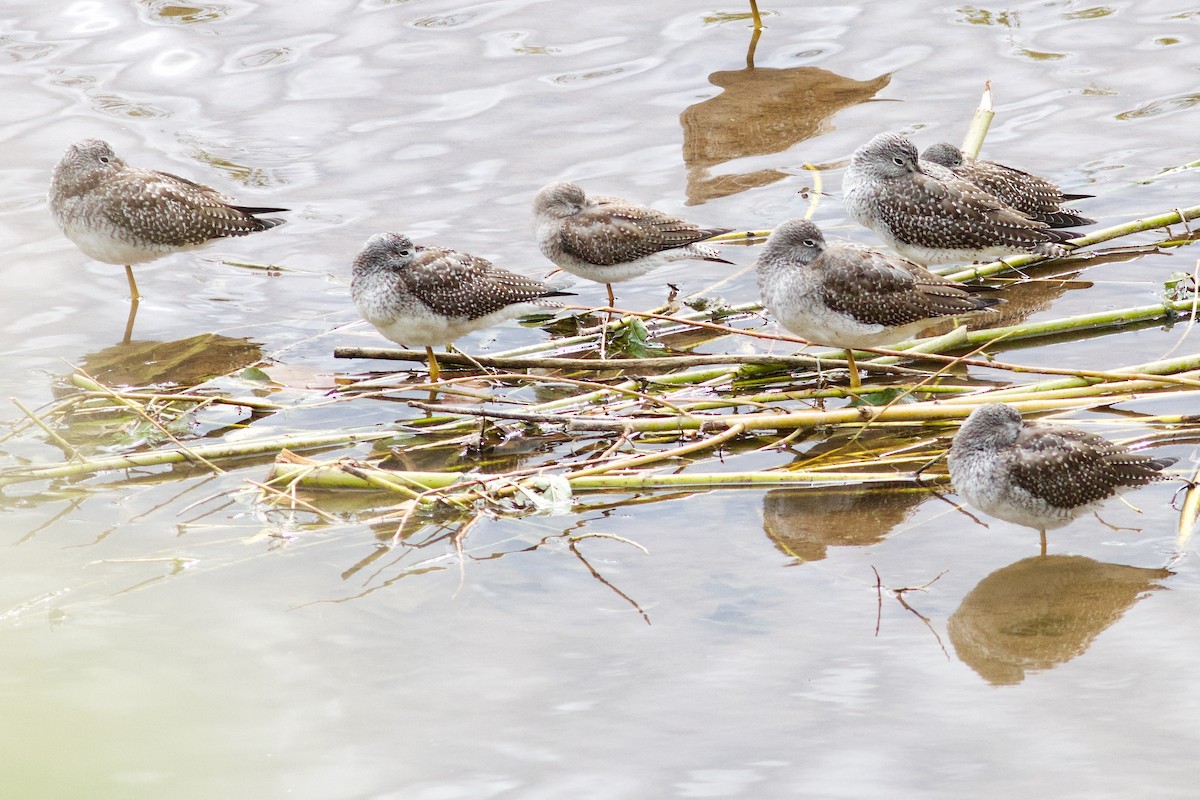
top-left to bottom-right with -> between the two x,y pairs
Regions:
1162,271 -> 1197,301
610,319 -> 666,359
240,366 -> 273,382
848,387 -> 910,407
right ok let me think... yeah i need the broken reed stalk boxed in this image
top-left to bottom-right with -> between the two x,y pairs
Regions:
17,353 -> 1189,493
0,428 -> 398,489
407,391 -> 1178,435
938,203 -> 1200,282
334,348 -> 827,371
1179,462 -> 1200,548
266,462 -> 931,494
960,81 -> 994,160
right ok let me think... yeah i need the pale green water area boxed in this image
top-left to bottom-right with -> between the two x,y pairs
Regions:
3,1 -> 1200,797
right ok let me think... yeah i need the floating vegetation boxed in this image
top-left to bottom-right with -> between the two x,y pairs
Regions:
3,198 -> 1199,549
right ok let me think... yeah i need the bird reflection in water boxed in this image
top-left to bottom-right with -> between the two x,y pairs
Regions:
762,485 -> 925,564
948,554 -> 1171,685
74,333 -> 263,389
679,22 -> 889,206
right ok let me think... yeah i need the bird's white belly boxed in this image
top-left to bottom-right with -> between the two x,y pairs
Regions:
950,450 -> 1081,531
60,220 -> 200,265
364,304 -> 534,348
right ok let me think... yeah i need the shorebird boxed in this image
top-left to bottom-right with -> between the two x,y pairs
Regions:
351,232 -> 573,381
920,142 -> 1095,229
49,138 -> 288,300
532,181 -> 733,307
754,219 -> 1001,388
842,132 -> 1077,266
948,403 -> 1176,554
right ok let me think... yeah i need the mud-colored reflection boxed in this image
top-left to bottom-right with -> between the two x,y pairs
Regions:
680,66 -> 890,205
762,484 -> 925,563
949,554 -> 1172,685
967,274 -> 1084,329
138,1 -> 230,25
75,333 -> 263,388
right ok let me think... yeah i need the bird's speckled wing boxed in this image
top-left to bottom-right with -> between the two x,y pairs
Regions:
1007,425 -> 1169,509
888,168 -> 1057,249
405,246 -> 563,320
817,246 -> 995,328
557,199 -> 730,266
955,159 -> 1094,226
102,168 -> 284,245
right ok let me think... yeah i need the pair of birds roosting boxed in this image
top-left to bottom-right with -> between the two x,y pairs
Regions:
350,181 -> 736,380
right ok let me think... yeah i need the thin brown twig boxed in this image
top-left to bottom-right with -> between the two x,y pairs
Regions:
569,534 -> 651,625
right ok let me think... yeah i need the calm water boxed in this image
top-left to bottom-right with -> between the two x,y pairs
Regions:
3,1 -> 1200,797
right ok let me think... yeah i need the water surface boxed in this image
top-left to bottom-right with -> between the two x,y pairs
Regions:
3,1 -> 1200,797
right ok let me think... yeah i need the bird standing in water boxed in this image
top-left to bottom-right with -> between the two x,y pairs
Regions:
948,403 -> 1176,555
49,138 -> 288,301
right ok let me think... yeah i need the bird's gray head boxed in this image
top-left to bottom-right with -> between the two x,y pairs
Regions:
921,142 -> 965,169
52,139 -> 124,191
759,218 -> 827,266
953,403 -> 1024,452
354,232 -> 416,276
851,132 -> 922,179
532,181 -> 586,219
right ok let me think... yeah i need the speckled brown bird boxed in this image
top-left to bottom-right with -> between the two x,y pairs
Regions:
921,142 -> 1095,229
842,132 -> 1077,266
754,219 -> 1001,388
948,403 -> 1176,554
351,232 -> 573,381
532,181 -> 732,307
49,138 -> 288,300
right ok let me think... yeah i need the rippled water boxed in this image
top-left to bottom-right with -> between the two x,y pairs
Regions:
3,1 -> 1200,797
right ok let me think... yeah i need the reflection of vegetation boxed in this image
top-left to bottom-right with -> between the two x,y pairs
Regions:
11,335 -> 268,454
1015,49 -> 1066,61
955,7 -> 1020,27
327,520 -> 653,622
90,93 -> 169,119
138,1 -> 229,24
1118,93 -> 1200,121
1063,6 -> 1116,20
184,143 -> 283,189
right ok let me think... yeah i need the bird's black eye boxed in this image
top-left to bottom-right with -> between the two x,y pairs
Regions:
892,156 -> 905,166
802,238 -> 816,247
99,155 -> 110,163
